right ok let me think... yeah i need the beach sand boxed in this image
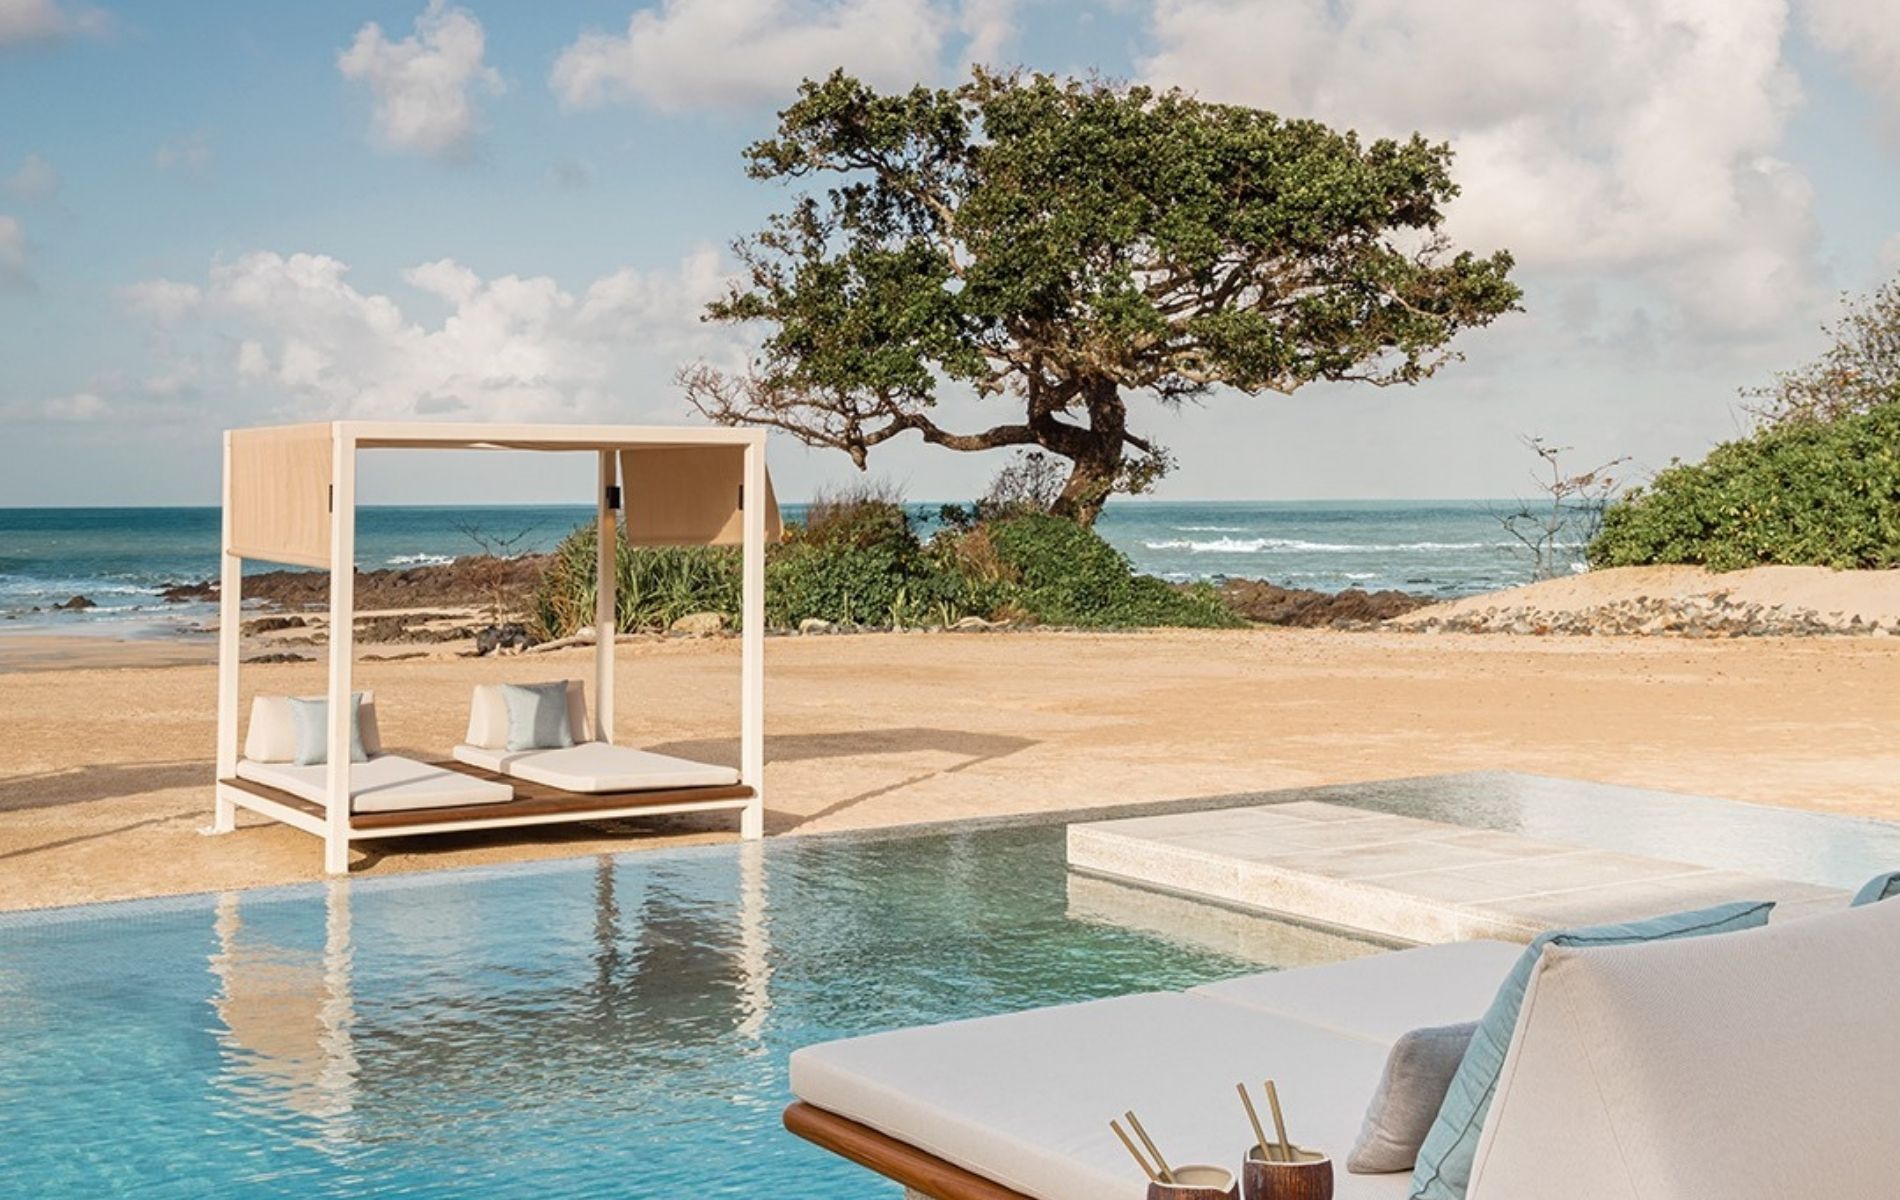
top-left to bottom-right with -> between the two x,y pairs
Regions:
4,625 -> 1899,912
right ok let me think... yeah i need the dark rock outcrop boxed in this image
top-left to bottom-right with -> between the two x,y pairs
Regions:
1213,579 -> 1433,628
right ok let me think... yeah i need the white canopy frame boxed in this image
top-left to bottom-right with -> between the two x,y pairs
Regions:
212,421 -> 776,874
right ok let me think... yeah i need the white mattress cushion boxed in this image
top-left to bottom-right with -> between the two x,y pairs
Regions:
466,681 -> 588,749
245,691 -> 381,763
1469,898 -> 1900,1200
790,991 -> 1410,1200
1188,940 -> 1525,1046
451,742 -> 740,793
235,754 -> 512,814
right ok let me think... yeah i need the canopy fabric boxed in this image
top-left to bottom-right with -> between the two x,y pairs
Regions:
227,423 -> 334,568
619,446 -> 783,547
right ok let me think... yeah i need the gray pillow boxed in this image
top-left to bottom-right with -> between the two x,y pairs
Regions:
289,694 -> 369,767
1850,870 -> 1900,906
502,681 -> 574,751
1347,1022 -> 1476,1175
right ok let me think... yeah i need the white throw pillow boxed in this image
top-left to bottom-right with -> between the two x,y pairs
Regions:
246,691 -> 380,762
467,681 -> 588,748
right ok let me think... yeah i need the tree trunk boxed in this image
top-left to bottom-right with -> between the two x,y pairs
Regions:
1045,377 -> 1126,526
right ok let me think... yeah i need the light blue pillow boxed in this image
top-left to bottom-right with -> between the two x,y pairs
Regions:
1409,900 -> 1775,1200
1850,871 -> 1900,906
289,694 -> 369,767
502,681 -> 573,752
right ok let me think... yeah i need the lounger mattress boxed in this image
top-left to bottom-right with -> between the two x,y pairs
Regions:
790,991 -> 1411,1200
451,742 -> 740,794
1187,939 -> 1523,1045
235,755 -> 513,814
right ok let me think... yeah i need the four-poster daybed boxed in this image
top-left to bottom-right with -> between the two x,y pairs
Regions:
212,421 -> 780,874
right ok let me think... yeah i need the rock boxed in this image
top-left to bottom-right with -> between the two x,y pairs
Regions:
57,595 -> 96,610
670,611 -> 727,636
245,651 -> 311,664
1211,579 -> 1433,627
474,623 -> 535,656
159,580 -> 217,603
798,617 -> 837,636
243,615 -> 307,635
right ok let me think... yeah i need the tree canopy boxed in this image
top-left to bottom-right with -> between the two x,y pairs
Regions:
684,69 -> 1521,523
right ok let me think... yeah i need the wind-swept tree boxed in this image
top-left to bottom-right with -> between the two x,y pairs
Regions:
683,69 -> 1521,524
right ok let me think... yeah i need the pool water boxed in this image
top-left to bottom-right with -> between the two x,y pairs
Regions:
0,824 -> 1376,1198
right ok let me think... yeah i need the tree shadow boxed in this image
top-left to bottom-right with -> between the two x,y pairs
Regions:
0,760 -> 211,813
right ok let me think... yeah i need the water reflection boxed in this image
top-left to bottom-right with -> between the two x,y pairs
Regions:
206,845 -> 772,1145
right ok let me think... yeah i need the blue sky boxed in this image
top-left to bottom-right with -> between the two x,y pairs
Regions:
3,0 -> 1898,507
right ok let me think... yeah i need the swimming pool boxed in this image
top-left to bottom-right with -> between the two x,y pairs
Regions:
0,823 -> 1377,1197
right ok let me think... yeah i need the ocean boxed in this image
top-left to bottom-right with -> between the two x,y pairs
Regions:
0,501 -> 1573,630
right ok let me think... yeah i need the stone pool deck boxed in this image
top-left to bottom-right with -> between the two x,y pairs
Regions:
1067,799 -> 1848,944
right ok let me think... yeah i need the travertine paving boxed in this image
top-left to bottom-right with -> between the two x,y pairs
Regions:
1068,799 -> 1847,944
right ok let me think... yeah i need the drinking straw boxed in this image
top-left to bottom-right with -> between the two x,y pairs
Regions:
1124,1110 -> 1176,1183
1236,1083 -> 1275,1163
1110,1119 -> 1160,1182
1264,1080 -> 1293,1162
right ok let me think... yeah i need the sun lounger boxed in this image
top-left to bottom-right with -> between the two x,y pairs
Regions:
452,681 -> 740,795
235,754 -> 512,814
788,902 -> 1900,1200
230,692 -> 513,814
788,941 -> 1521,1200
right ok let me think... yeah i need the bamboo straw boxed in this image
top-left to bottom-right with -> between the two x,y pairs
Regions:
1124,1110 -> 1175,1183
1236,1083 -> 1275,1163
1110,1119 -> 1160,1182
1264,1079 -> 1293,1162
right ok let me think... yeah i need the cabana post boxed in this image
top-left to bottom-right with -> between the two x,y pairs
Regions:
211,421 -> 779,874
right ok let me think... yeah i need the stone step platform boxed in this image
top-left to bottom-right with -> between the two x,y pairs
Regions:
1067,800 -> 1846,945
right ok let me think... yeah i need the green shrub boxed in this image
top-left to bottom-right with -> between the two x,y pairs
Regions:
531,501 -> 1243,636
1590,398 -> 1900,571
962,513 -> 1243,628
530,526 -> 739,639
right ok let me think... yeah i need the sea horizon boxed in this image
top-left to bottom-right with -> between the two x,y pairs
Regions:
0,499 -> 1578,633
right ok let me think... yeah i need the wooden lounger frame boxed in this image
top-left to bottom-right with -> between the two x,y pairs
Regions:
783,1102 -> 1033,1200
220,762 -> 754,839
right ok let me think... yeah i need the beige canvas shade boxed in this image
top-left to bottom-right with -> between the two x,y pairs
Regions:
619,446 -> 783,547
227,423 -> 334,568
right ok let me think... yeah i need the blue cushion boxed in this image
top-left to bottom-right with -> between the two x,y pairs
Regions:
1850,871 -> 1900,906
288,694 -> 369,767
502,681 -> 573,752
1409,900 -> 1775,1200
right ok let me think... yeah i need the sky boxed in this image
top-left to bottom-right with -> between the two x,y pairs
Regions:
2,0 -> 1898,508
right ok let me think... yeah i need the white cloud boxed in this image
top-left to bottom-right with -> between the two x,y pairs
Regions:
0,214 -> 28,288
119,247 -> 740,422
338,0 -> 502,160
117,278 -> 202,320
3,153 -> 60,201
154,133 -> 212,175
550,0 -> 983,112
1139,0 -> 1817,334
40,391 -> 107,421
1804,0 -> 1900,144
958,0 -> 1016,67
0,0 -> 106,46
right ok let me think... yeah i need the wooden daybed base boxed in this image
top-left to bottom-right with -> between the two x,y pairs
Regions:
783,1102 -> 1032,1200
220,761 -> 754,831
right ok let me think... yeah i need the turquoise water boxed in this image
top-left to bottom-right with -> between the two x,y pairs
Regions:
0,823 -> 1371,1198
0,500 -> 1542,626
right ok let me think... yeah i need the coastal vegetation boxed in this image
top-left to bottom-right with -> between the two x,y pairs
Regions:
529,489 -> 1238,638
681,68 -> 1521,524
1592,276 -> 1900,572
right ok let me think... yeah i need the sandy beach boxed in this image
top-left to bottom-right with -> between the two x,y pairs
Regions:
5,622 -> 1899,913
